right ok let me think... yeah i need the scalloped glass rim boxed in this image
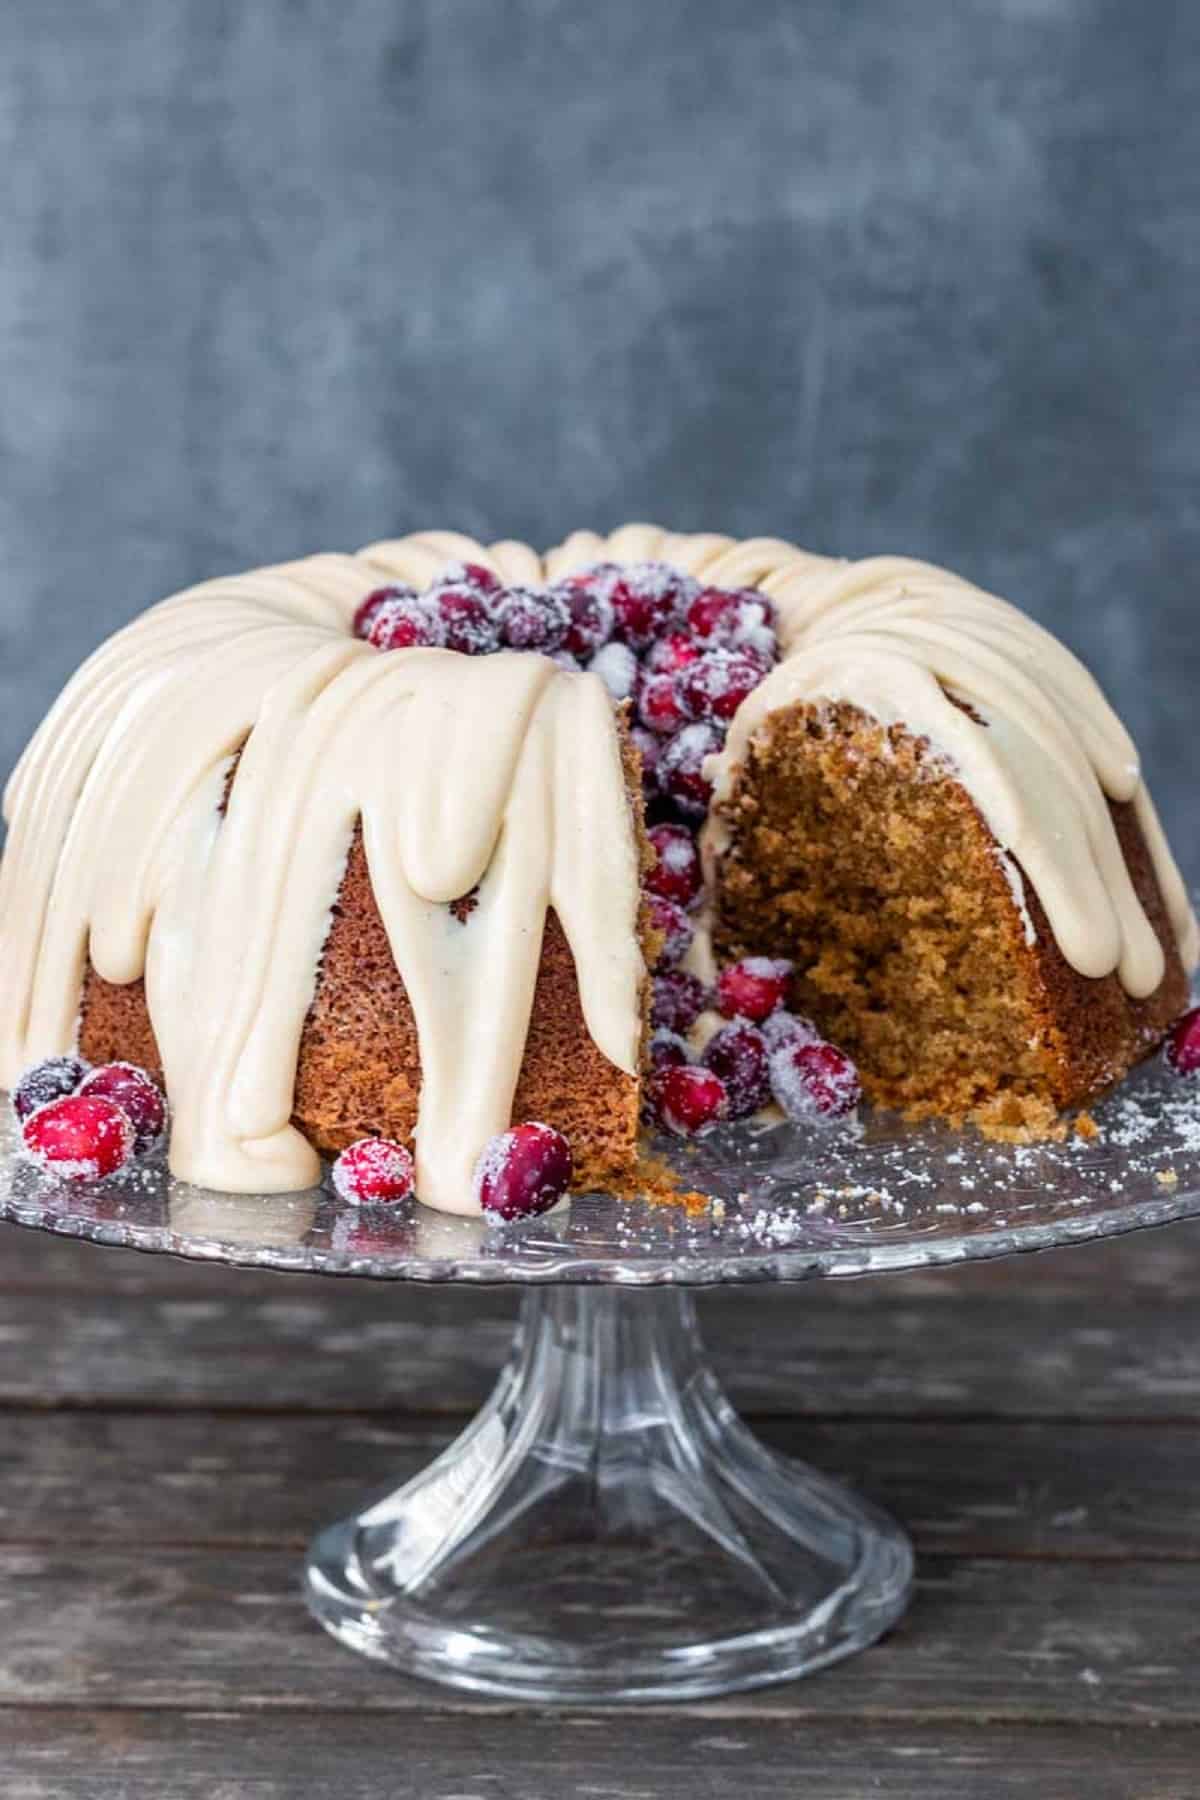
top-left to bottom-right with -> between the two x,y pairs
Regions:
4,1055 -> 1200,1284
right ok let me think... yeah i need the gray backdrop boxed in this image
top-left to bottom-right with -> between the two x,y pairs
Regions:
2,0 -> 1197,870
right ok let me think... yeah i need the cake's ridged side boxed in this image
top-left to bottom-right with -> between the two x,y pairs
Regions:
80,722 -> 654,1194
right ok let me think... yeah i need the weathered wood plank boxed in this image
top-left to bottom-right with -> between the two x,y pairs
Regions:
0,1277 -> 1197,1419
0,1411 -> 1198,1563
1,1710 -> 1192,1800
0,1545 -> 1195,1722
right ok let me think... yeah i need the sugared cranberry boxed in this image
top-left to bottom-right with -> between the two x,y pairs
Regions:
354,584 -> 415,640
429,584 -> 500,655
331,1137 -> 415,1205
11,1055 -> 90,1124
608,563 -> 694,649
1166,1006 -> 1200,1075
588,642 -> 639,702
645,823 -> 702,908
769,1041 -> 861,1122
22,1094 -> 135,1181
474,1122 -> 572,1222
557,575 -> 615,657
638,671 -> 689,736
686,586 -> 775,655
78,1063 -> 165,1154
717,956 -> 793,1021
650,1064 -> 728,1136
702,1020 -> 771,1118
645,630 -> 703,675
646,894 -> 693,968
658,722 -> 722,818
367,595 -> 442,651
651,969 -> 709,1034
497,586 -> 570,653
630,725 -> 663,789
448,561 -> 503,596
679,650 -> 769,724
761,1009 -> 820,1052
649,1029 -> 691,1071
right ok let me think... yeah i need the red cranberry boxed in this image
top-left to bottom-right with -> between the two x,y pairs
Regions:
588,642 -> 638,701
649,1029 -> 691,1071
769,1040 -> 861,1122
474,1122 -> 573,1221
449,561 -> 503,596
557,574 -> 615,657
331,1137 -> 415,1205
78,1063 -> 166,1154
22,1094 -> 135,1181
646,894 -> 693,968
762,1009 -> 820,1053
645,630 -> 703,675
630,725 -> 663,789
354,584 -> 415,640
638,671 -> 688,736
717,957 -> 793,1021
608,563 -> 694,649
367,595 -> 443,651
11,1055 -> 90,1124
679,650 -> 769,724
659,722 -> 722,818
686,586 -> 775,651
497,586 -> 570,653
1166,1006 -> 1200,1075
645,824 -> 702,908
651,969 -> 709,1033
702,1020 -> 771,1118
651,1064 -> 728,1136
429,584 -> 500,655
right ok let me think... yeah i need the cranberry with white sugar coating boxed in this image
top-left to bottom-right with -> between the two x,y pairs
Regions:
651,969 -> 709,1033
645,893 -> 693,968
331,1138 -> 415,1204
769,1040 -> 861,1122
367,595 -> 443,652
497,585 -> 570,653
474,1122 -> 572,1221
79,1062 -> 166,1154
702,1020 -> 771,1118
686,587 -> 776,655
717,956 -> 793,1021
607,563 -> 694,649
630,725 -> 663,788
354,584 -> 416,640
429,583 -> 500,655
1166,1006 -> 1200,1075
651,1064 -> 728,1136
638,671 -> 688,736
679,649 -> 769,724
557,575 -> 615,657
645,630 -> 703,675
649,1029 -> 691,1070
645,823 -> 702,908
658,721 -> 722,818
11,1055 -> 90,1123
22,1094 -> 135,1181
449,561 -> 503,596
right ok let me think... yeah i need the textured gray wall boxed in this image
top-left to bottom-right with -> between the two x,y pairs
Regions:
1,0 -> 1197,869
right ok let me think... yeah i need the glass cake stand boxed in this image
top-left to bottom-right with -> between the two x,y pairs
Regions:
2,1061 -> 1200,1704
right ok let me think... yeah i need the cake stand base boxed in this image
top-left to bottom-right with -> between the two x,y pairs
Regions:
304,1285 -> 913,1702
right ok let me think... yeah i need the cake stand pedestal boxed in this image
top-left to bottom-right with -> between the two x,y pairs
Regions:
2,1059 -> 1199,1703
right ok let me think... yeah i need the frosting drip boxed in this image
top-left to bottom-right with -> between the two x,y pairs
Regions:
0,523 -> 1193,1210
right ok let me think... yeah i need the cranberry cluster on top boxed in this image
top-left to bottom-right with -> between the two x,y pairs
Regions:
354,557 -> 779,821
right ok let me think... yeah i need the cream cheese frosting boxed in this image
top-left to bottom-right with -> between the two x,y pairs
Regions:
0,524 -> 1193,1212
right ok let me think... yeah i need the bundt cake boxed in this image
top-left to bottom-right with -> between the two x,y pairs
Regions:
0,524 -> 1194,1213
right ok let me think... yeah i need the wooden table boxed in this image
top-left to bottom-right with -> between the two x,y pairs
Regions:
0,1215 -> 1197,1798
